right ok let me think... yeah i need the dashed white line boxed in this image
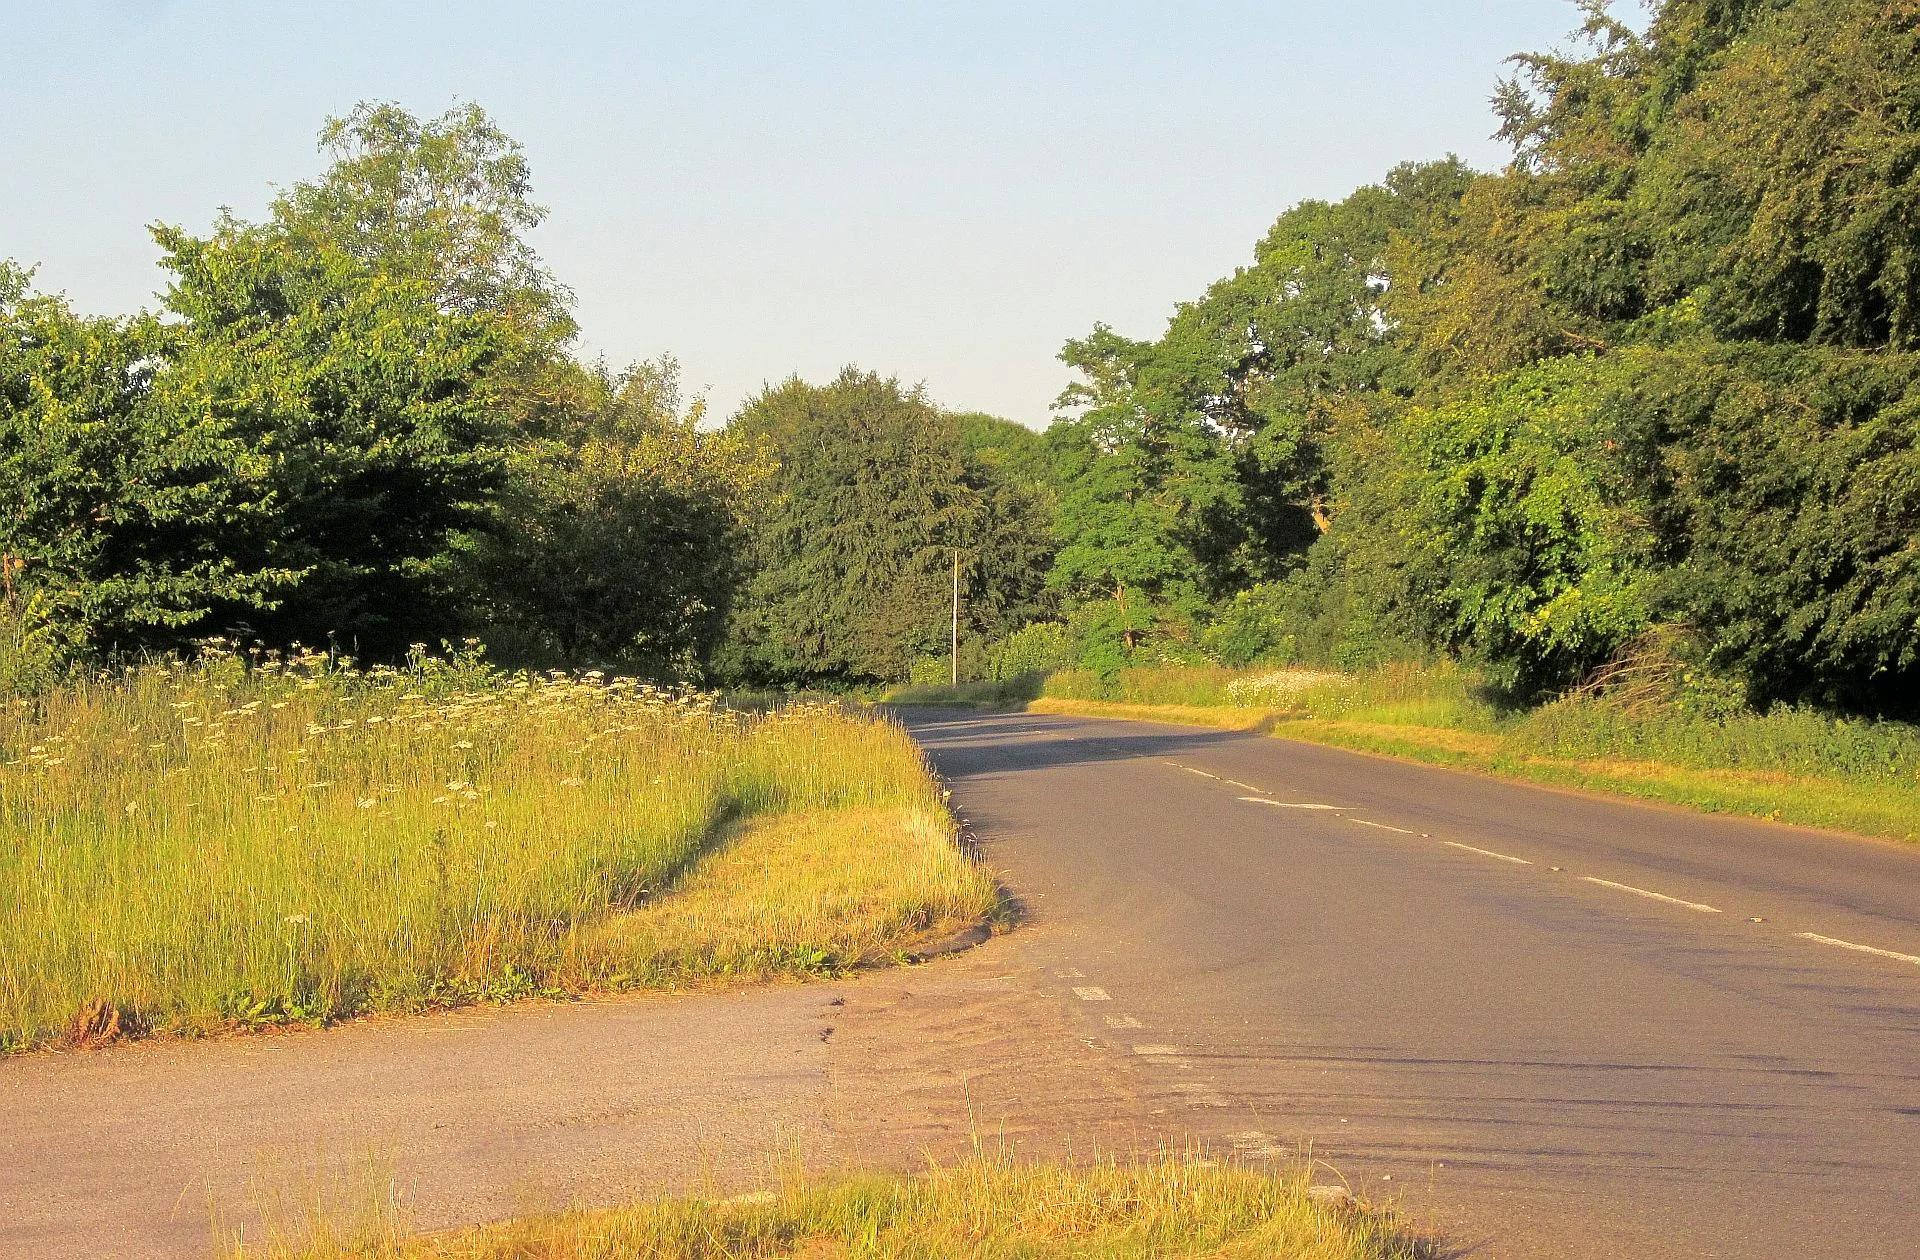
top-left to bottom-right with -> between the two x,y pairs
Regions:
1104,1014 -> 1144,1029
1071,986 -> 1112,1001
1131,1044 -> 1183,1056
1580,876 -> 1722,914
1223,779 -> 1266,793
1796,932 -> 1920,966
1350,819 -> 1418,835
1237,797 -> 1346,810
1443,841 -> 1533,865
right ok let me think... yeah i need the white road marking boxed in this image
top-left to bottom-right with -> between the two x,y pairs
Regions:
1183,767 -> 1222,780
1131,1044 -> 1183,1056
1054,968 -> 1086,979
1350,819 -> 1418,835
1072,986 -> 1112,1001
1237,797 -> 1346,810
1223,779 -> 1266,793
1442,841 -> 1533,865
1580,876 -> 1722,914
1104,1014 -> 1144,1029
1796,932 -> 1920,966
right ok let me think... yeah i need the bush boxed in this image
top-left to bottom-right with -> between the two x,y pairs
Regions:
986,622 -> 1076,680
0,575 -> 67,699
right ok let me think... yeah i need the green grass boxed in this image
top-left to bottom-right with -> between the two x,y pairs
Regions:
0,655 -> 995,1052
896,661 -> 1920,842
239,1151 -> 1431,1260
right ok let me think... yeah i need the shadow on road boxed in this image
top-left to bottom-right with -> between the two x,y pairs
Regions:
886,706 -> 1255,778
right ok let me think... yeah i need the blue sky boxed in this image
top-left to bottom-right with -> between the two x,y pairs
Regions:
1,2 -> 1646,425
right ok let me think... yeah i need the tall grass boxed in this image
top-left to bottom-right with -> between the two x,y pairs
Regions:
0,654 -> 985,1052
242,1151 -> 1431,1260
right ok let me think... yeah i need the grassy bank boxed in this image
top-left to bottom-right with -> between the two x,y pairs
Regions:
1,656 -> 994,1053
892,664 -> 1920,843
241,1152 -> 1430,1260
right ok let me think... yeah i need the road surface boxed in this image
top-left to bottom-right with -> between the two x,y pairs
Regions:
901,707 -> 1920,1259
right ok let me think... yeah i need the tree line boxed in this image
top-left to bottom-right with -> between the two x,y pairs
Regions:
1036,0 -> 1920,716
5,0 -> 1918,718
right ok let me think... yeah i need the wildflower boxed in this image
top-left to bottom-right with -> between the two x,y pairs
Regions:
452,740 -> 474,750
559,776 -> 584,787
357,798 -> 376,809
445,780 -> 470,792
124,800 -> 139,815
283,914 -> 308,925
432,795 -> 450,805
484,820 -> 498,829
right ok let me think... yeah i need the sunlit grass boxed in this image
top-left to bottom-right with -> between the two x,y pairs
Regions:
239,1151 -> 1432,1260
0,654 -> 991,1052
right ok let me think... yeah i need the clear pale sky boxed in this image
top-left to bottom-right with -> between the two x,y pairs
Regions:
1,2 -> 1646,426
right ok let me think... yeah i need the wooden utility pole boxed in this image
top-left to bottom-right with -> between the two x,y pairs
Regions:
951,548 -> 961,686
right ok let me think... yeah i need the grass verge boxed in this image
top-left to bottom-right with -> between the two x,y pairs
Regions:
893,663 -> 1920,844
1,655 -> 995,1053
240,1151 -> 1431,1260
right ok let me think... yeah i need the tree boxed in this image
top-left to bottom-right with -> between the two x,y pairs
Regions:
133,101 -> 570,656
472,357 -> 772,676
150,211 -> 511,655
0,265 -> 297,649
721,369 -> 1051,684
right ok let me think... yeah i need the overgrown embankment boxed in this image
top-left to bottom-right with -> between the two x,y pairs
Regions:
892,664 -> 1920,843
0,655 -> 994,1053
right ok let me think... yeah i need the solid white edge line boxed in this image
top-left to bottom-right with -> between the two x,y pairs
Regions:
1796,932 -> 1920,966
1442,840 -> 1533,865
1580,876 -> 1721,914
1236,797 -> 1346,810
1350,819 -> 1418,835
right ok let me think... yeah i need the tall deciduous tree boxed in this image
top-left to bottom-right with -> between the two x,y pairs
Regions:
721,369 -> 1051,684
473,357 -> 773,676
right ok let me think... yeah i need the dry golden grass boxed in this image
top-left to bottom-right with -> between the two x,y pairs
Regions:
576,806 -> 997,984
241,1151 -> 1431,1260
1023,698 -> 1278,732
0,654 -> 993,1052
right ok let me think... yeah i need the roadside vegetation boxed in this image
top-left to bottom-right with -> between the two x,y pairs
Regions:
0,649 -> 993,1053
893,661 -> 1920,842
238,1152 -> 1430,1260
9,1 -> 1919,828
4,0 -> 1916,1032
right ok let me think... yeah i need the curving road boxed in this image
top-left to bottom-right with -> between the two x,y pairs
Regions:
901,708 -> 1920,1260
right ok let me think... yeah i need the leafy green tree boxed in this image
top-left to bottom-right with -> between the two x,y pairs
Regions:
0,265 -> 297,650
1634,346 -> 1920,712
721,369 -> 1051,684
1390,356 -> 1664,694
1045,329 -> 1212,659
150,211 -> 512,655
473,357 -> 772,675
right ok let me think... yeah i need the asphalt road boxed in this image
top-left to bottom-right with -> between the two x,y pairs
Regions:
900,708 -> 1920,1260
